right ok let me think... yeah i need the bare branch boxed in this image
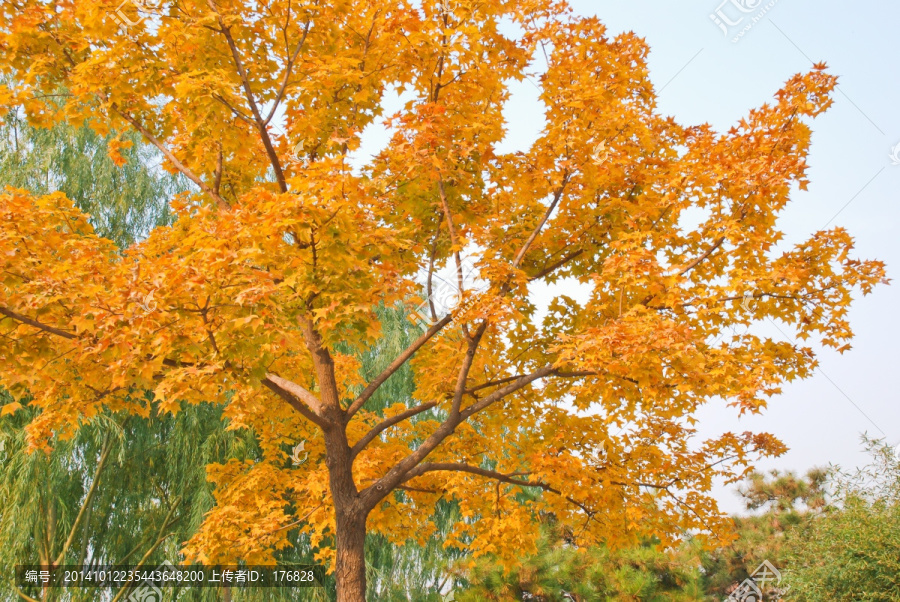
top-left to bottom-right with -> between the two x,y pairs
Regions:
208,0 -> 288,192
512,173 -> 570,270
404,462 -> 600,518
54,433 -> 114,565
459,364 -> 556,420
464,373 -> 529,395
211,93 -> 255,125
677,235 -> 726,276
528,249 -> 584,281
264,20 -> 312,125
426,216 -> 443,321
437,178 -> 464,295
350,401 -> 437,460
111,105 -> 231,210
346,313 -> 453,419
213,145 -> 224,196
271,502 -> 325,534
465,369 -> 594,396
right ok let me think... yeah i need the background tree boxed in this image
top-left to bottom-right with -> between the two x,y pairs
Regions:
0,1 -> 887,600
456,518 -> 706,602
0,110 -> 235,601
782,438 -> 900,601
0,111 -> 334,602
701,468 -> 827,598
0,94 -> 182,247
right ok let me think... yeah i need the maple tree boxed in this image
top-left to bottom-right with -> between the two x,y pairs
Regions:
0,0 -> 887,599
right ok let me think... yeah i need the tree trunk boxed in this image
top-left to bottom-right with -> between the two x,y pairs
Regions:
335,511 -> 367,602
304,320 -> 369,601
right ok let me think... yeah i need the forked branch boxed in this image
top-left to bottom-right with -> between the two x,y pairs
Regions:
346,313 -> 453,419
350,401 -> 438,460
358,364 -> 557,509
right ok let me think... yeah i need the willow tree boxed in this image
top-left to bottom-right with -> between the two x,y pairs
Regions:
0,107 -> 226,602
0,0 -> 886,600
0,94 -> 181,248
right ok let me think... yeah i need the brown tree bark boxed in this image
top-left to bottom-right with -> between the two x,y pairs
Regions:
334,509 -> 367,602
324,416 -> 368,601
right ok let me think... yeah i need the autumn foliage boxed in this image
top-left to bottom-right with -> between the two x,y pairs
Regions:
0,0 -> 886,599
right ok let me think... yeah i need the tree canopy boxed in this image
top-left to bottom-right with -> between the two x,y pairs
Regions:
0,0 -> 886,599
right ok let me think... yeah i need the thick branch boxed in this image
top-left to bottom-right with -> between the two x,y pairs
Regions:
449,331 -> 485,417
262,373 -> 327,428
0,307 -> 76,339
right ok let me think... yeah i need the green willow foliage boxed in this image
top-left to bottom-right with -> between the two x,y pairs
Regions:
0,399 -> 256,602
0,102 -> 183,248
783,438 -> 900,601
0,107 -> 248,601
